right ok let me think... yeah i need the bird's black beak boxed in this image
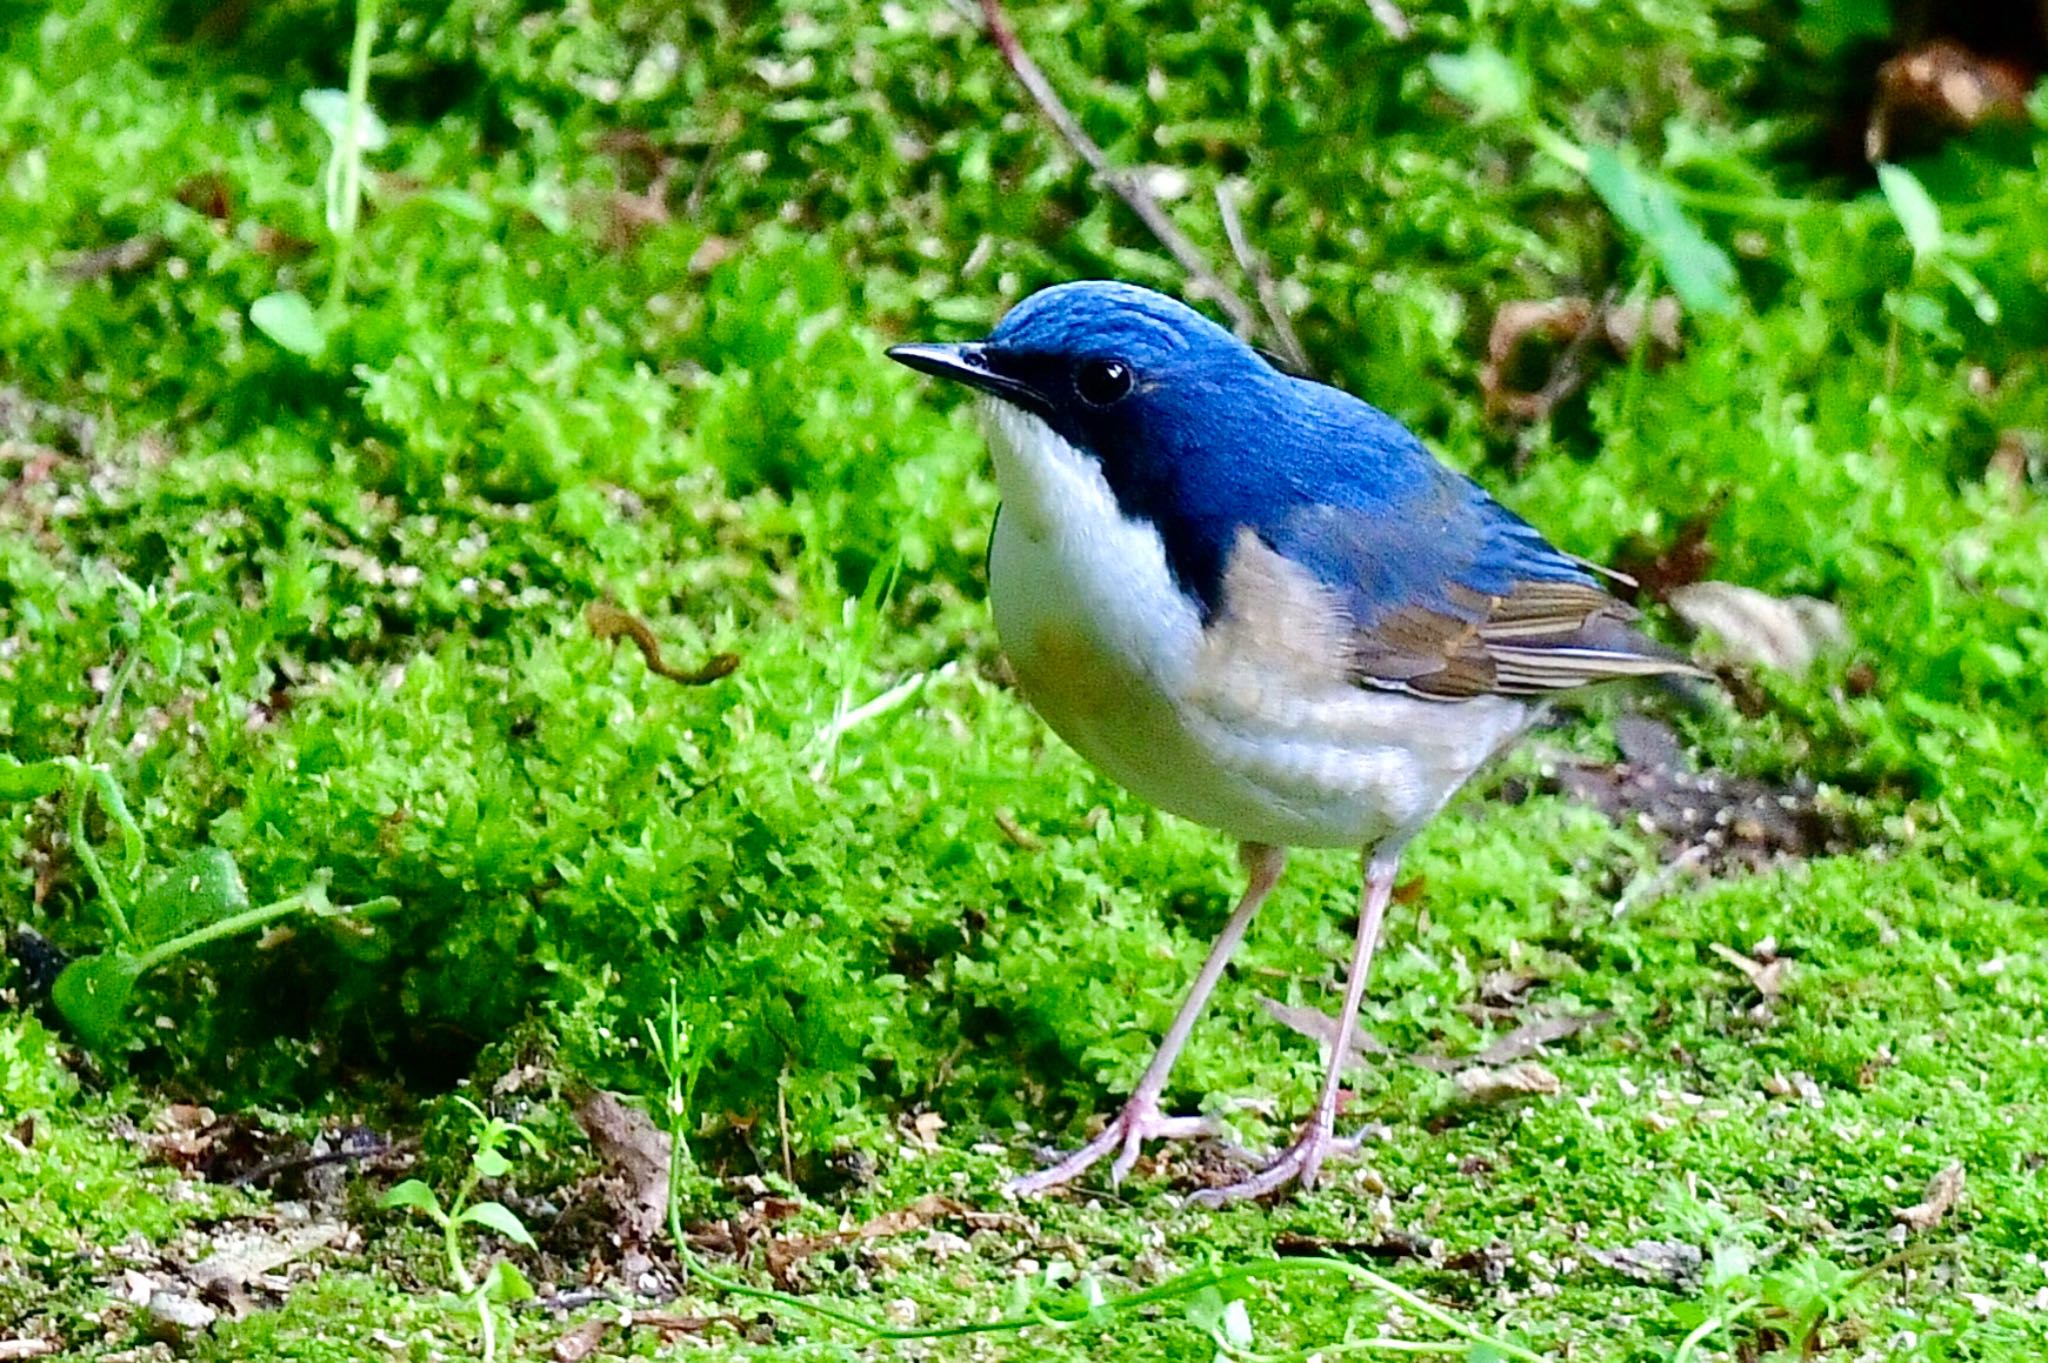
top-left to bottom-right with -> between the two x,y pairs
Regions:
886,341 -> 1035,406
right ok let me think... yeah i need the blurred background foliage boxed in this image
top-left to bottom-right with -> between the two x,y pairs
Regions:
1,0 -> 2045,1168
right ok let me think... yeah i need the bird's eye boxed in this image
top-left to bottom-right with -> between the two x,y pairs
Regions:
1074,358 -> 1134,407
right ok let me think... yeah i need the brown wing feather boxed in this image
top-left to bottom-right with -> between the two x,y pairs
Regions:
1352,580 -> 1706,701
1200,530 -> 1706,705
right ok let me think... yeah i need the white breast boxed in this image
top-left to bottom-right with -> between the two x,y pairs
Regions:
979,399 -> 1529,851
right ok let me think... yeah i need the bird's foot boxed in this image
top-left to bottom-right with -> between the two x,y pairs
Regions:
1007,1096 -> 1217,1197
1189,1115 -> 1361,1207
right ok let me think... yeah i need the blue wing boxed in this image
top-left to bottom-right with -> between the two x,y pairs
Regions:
1248,385 -> 1701,700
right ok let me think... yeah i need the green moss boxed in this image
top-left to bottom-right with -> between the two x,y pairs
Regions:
4,0 -> 2048,1356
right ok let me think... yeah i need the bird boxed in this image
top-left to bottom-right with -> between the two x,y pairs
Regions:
887,281 -> 1705,1204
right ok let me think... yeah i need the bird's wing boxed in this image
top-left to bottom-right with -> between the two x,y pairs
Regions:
1252,473 -> 1705,702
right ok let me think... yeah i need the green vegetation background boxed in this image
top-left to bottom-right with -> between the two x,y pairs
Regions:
3,0 -> 2047,1357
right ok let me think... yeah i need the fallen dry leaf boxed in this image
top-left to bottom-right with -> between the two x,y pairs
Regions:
1470,1011 -> 1613,1067
1273,1229 -> 1440,1263
586,601 -> 739,686
1667,581 -> 1848,675
760,1193 -> 1010,1288
186,1219 -> 345,1312
1480,295 -> 1682,422
1258,996 -> 1395,1068
1590,1239 -> 1702,1287
1895,1160 -> 1966,1232
552,1319 -> 612,1363
574,1091 -> 671,1250
1710,942 -> 1787,1000
1452,1061 -> 1560,1105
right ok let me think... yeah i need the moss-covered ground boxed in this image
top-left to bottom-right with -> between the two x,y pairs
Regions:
4,1 -> 2048,1358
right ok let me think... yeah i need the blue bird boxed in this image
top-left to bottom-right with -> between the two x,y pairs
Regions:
889,281 -> 1704,1204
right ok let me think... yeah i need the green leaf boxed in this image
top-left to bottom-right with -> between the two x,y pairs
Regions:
1585,145 -> 1739,315
52,954 -> 142,1049
0,758 -> 67,801
381,1179 -> 444,1216
1936,257 -> 2001,325
459,1201 -> 536,1248
300,88 -> 391,152
131,847 -> 250,947
481,1259 -> 535,1303
1877,163 -> 1943,259
471,1145 -> 512,1179
1426,46 -> 1528,124
250,292 -> 329,357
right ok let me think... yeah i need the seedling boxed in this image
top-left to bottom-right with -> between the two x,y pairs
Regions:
381,1097 -> 546,1363
248,0 -> 386,357
3,590 -> 396,1049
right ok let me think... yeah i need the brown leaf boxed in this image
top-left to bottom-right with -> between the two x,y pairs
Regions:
1668,581 -> 1849,675
1710,942 -> 1787,1000
1590,1239 -> 1702,1287
1451,1061 -> 1560,1105
57,234 -> 166,281
1611,509 -> 1721,601
761,1194 -> 999,1288
175,172 -> 235,221
552,1319 -> 612,1363
587,601 -> 739,686
1480,295 -> 1682,422
1257,996 -> 1394,1067
1273,1229 -> 1439,1263
629,1311 -> 741,1338
1470,1011 -> 1613,1067
1894,1161 -> 1965,1232
574,1092 -> 671,1249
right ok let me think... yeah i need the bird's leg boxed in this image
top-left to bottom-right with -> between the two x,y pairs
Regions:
1194,845 -> 1399,1207
1008,843 -> 1287,1197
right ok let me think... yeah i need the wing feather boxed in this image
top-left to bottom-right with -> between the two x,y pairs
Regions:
1254,474 -> 1705,702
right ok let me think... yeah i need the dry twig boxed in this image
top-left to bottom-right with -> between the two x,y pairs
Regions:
1214,180 -> 1310,373
977,0 -> 1269,344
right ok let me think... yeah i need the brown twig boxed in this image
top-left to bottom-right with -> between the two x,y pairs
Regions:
1214,180 -> 1310,373
977,0 -> 1265,342
587,601 -> 740,686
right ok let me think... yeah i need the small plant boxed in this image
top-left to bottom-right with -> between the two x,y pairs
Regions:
381,1097 -> 546,1363
3,583 -> 395,1050
248,0 -> 386,357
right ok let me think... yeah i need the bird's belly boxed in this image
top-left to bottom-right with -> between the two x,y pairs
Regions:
989,508 -> 1529,849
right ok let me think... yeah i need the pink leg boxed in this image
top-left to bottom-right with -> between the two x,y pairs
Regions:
1009,844 -> 1287,1197
1194,845 -> 1400,1207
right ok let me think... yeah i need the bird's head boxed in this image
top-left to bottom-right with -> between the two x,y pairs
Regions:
886,280 -> 1281,471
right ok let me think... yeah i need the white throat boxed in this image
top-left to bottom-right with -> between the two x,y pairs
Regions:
977,397 -> 1202,686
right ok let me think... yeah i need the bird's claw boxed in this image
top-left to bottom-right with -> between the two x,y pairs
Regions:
1007,1098 -> 1217,1197
1190,1118 -> 1362,1207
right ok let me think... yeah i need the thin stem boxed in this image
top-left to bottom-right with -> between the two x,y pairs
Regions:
86,648 -> 141,757
1672,1296 -> 1758,1363
66,764 -> 130,943
326,0 -> 381,313
975,0 -> 1268,344
128,891 -> 312,973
